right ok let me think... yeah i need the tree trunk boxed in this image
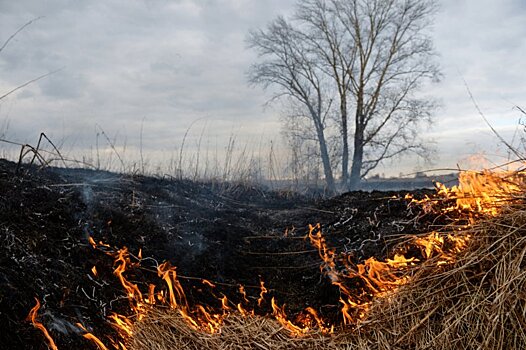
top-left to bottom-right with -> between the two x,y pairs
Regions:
314,120 -> 336,193
350,95 -> 364,190
340,99 -> 349,187
349,126 -> 363,190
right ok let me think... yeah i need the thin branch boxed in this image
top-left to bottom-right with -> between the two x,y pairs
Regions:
462,78 -> 523,160
0,68 -> 63,101
96,124 -> 126,172
515,105 -> 526,116
0,17 -> 43,54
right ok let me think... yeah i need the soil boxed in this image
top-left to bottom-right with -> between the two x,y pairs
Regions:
0,158 -> 440,349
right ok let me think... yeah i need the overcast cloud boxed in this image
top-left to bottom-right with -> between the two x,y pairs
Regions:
0,0 -> 525,175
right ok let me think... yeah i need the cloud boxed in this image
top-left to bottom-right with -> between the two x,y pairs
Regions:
419,0 -> 526,169
37,70 -> 88,99
0,0 -> 524,175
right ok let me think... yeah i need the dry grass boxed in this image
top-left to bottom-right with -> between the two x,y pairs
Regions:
128,205 -> 526,350
363,206 -> 526,350
128,309 -> 357,350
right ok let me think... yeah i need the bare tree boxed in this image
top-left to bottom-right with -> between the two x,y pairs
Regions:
247,17 -> 336,192
249,0 -> 440,190
334,0 -> 440,189
295,0 -> 356,186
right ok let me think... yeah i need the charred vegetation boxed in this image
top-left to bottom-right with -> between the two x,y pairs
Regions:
0,158 -> 436,349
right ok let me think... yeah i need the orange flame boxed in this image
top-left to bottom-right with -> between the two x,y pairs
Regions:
308,219 -> 473,325
147,284 -> 156,305
80,168 -> 522,345
76,322 -> 109,350
271,297 -> 308,336
238,284 -> 249,304
202,279 -> 216,288
109,313 -> 134,337
257,279 -> 267,307
88,236 -> 97,249
26,298 -> 58,350
113,247 -> 144,313
220,295 -> 230,311
157,261 -> 187,310
409,170 -> 524,217
82,333 -> 109,350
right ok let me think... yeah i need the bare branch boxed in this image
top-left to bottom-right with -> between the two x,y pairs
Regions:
462,78 -> 523,160
0,17 -> 43,54
0,68 -> 63,101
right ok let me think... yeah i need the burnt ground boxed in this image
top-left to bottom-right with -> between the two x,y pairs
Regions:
0,158 -> 441,349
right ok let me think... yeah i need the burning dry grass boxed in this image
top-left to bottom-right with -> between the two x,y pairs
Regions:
364,206 -> 526,350
126,203 -> 526,350
129,309 -> 352,350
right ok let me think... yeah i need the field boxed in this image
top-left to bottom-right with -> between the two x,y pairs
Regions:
1,158 -> 525,349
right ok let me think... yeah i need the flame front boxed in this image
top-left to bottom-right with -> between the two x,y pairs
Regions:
306,169 -> 524,325
410,170 -> 524,217
307,223 -> 476,324
77,168 -> 523,349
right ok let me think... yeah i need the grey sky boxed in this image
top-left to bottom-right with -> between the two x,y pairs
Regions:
0,0 -> 525,176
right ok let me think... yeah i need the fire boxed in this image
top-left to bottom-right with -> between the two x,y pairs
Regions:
271,297 -> 310,335
84,240 -> 332,345
147,284 -> 156,305
238,284 -> 249,304
409,170 -> 524,217
75,168 -> 523,348
76,323 -> 109,350
302,307 -> 333,333
111,251 -> 228,336
220,295 -> 230,310
113,247 -> 145,315
306,169 -> 524,325
307,220 -> 476,325
26,298 -> 58,350
157,261 -> 187,310
202,279 -> 216,288
88,236 -> 97,249
257,279 -> 267,307
442,170 -> 523,215
82,333 -> 109,350
308,224 -> 338,283
109,314 -> 134,337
